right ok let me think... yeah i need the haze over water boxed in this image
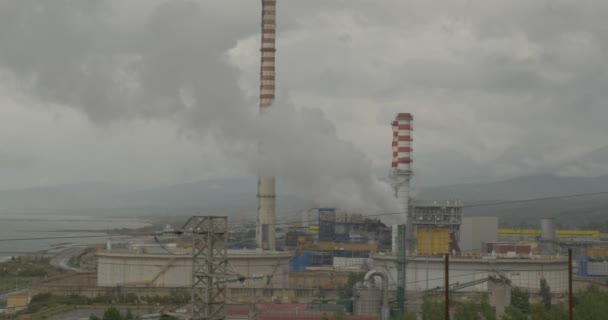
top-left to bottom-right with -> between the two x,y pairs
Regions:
0,215 -> 151,261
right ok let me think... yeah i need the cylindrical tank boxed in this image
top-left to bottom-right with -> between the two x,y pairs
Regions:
541,218 -> 556,241
354,284 -> 382,316
540,218 -> 556,255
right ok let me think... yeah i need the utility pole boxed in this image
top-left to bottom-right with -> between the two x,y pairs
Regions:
444,254 -> 449,320
568,248 -> 573,320
185,216 -> 229,320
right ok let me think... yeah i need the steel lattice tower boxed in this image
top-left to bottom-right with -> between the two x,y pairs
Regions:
184,216 -> 229,320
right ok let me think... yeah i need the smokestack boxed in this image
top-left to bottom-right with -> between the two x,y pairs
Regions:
540,218 -> 556,255
256,0 -> 277,251
390,113 -> 413,252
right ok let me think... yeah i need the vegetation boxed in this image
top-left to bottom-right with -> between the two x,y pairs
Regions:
68,254 -> 82,268
573,285 -> 608,320
0,256 -> 64,292
421,295 -> 445,320
501,284 -> 608,319
510,287 -> 530,314
445,294 -> 496,320
393,311 -> 417,320
338,272 -> 365,299
89,308 -> 142,320
333,309 -> 349,320
454,301 -> 481,320
538,278 -> 551,310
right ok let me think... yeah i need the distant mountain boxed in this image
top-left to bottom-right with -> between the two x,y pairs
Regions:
416,174 -> 608,228
417,174 -> 608,202
0,177 -> 311,219
2,174 -> 607,228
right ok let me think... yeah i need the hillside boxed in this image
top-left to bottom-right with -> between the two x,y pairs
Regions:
0,177 -> 311,219
417,174 -> 608,228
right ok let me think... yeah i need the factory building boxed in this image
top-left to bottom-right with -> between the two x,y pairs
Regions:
459,217 -> 498,253
408,200 -> 463,255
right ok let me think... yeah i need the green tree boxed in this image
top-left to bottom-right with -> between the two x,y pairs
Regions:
334,309 -> 349,320
538,278 -> 551,310
546,304 -> 567,320
510,287 -> 530,314
124,309 -> 134,320
574,285 -> 608,320
338,272 -> 365,298
89,316 -> 101,320
454,301 -> 481,320
395,312 -> 417,320
102,307 -> 123,320
501,305 -> 527,320
421,295 -> 445,320
480,294 -> 497,320
530,303 -> 548,320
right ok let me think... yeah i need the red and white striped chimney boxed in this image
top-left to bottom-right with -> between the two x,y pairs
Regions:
391,113 -> 413,252
391,113 -> 413,174
256,0 -> 277,251
259,0 -> 276,111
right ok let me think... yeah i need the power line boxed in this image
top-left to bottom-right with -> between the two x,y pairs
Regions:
464,191 -> 608,208
0,190 -> 606,243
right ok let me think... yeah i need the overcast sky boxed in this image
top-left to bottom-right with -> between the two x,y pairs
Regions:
1,0 -> 607,194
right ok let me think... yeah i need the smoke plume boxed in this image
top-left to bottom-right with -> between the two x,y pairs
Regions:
0,0 -> 401,215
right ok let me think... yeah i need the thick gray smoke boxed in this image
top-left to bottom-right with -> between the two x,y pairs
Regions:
0,0 -> 400,215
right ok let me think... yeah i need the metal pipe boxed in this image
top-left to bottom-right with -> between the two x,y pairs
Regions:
444,254 -> 449,320
568,248 -> 573,320
364,270 -> 389,320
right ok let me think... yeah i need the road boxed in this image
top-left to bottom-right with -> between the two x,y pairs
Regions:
50,247 -> 88,273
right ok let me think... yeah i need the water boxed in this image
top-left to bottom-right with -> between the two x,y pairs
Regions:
0,215 -> 151,261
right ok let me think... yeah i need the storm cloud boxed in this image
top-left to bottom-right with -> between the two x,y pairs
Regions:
0,0 -> 606,211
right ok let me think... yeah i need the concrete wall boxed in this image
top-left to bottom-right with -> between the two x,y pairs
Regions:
460,217 -> 498,253
30,273 -> 347,304
333,257 -> 368,269
372,254 -> 568,293
96,251 -> 290,288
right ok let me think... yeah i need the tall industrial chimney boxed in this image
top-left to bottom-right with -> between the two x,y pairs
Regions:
390,113 -> 413,252
540,218 -> 556,255
256,0 -> 277,250
391,113 -> 413,314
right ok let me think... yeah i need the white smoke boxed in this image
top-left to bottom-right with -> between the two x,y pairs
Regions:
0,0 -> 401,216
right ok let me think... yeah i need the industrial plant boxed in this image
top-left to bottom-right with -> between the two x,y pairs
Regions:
6,1 -> 608,320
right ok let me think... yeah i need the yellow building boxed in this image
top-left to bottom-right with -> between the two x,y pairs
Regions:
498,229 -> 599,239
6,293 -> 29,314
417,226 -> 449,255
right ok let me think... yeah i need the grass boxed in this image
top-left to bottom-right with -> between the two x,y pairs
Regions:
0,256 -> 65,293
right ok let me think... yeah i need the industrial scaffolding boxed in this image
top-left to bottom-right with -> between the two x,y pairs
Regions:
183,216 -> 230,320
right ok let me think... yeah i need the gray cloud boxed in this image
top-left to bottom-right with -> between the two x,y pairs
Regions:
0,0 -> 606,212
0,0 -> 400,213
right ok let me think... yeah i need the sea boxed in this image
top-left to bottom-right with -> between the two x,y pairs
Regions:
0,215 -> 151,261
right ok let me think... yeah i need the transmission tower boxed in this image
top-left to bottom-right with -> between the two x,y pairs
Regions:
183,216 -> 229,320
